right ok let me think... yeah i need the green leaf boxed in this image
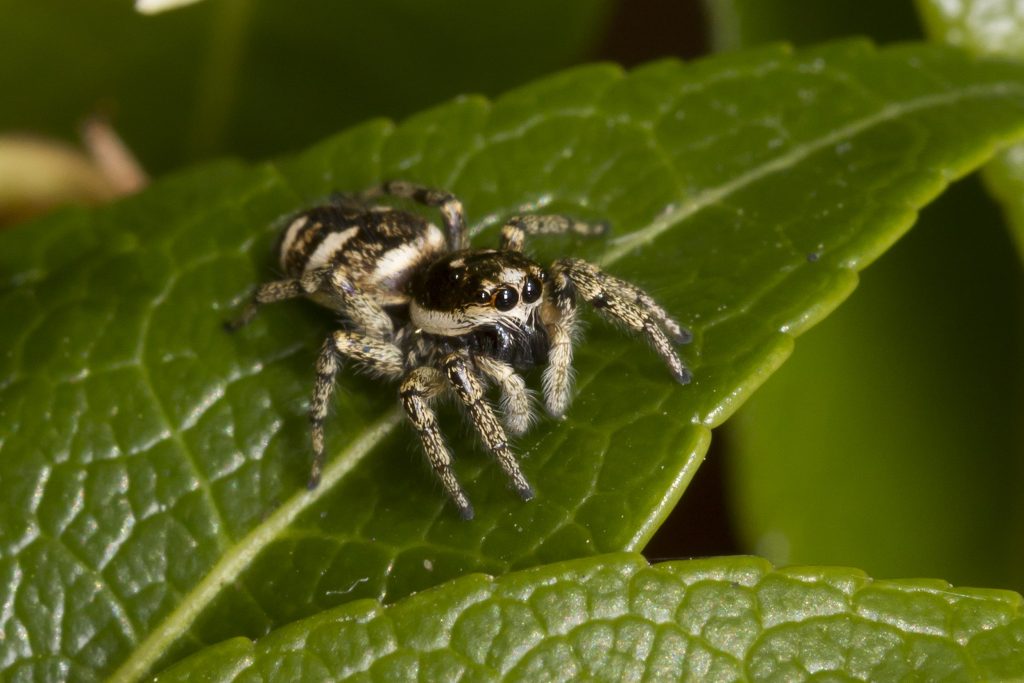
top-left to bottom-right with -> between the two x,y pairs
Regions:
4,43 -> 1024,681
707,0 -> 1024,591
0,0 -> 611,171
983,146 -> 1024,258
916,0 -> 1024,258
730,177 -> 1023,587
151,553 -> 1024,681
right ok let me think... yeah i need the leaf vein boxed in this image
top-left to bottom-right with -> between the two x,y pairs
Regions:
601,81 -> 1024,265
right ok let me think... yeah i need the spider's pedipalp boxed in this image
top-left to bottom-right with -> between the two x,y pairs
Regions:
551,258 -> 692,385
400,367 -> 474,519
539,270 -> 581,417
474,355 -> 533,435
443,354 -> 534,502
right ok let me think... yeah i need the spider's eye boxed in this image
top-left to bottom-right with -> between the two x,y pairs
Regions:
475,290 -> 491,304
493,287 -> 519,311
522,276 -> 542,303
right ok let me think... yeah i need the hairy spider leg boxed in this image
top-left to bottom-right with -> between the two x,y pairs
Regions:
323,269 -> 395,339
443,353 -> 534,504
308,331 -> 405,488
552,258 -> 692,384
400,366 -> 474,519
474,355 -> 533,436
224,267 -> 329,331
499,214 -> 608,252
492,213 -> 608,417
361,180 -> 468,251
225,268 -> 394,339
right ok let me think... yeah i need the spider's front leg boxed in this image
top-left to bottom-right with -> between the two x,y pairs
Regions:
399,366 -> 474,519
443,353 -> 534,503
308,331 -> 404,488
542,258 -> 692,415
361,180 -> 468,250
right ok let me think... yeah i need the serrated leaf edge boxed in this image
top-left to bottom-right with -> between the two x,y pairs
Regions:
153,552 -> 1024,681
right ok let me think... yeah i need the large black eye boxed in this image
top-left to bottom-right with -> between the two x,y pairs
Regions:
494,287 -> 519,311
522,276 -> 542,303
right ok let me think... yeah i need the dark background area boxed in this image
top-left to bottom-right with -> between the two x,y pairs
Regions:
597,0 -> 733,562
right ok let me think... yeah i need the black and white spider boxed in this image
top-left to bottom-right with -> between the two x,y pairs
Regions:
228,181 -> 692,519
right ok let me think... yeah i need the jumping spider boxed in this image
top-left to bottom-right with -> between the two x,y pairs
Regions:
228,181 -> 692,519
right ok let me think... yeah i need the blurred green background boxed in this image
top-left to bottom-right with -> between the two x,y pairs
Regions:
3,0 -> 1020,592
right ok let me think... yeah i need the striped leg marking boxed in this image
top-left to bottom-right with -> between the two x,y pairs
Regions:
326,269 -> 394,339
443,354 -> 534,502
308,331 -> 404,489
499,214 -> 608,252
400,367 -> 474,519
553,258 -> 692,384
362,181 -> 468,251
225,268 -> 329,331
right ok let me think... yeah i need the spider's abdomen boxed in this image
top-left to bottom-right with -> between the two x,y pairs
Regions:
279,205 -> 446,306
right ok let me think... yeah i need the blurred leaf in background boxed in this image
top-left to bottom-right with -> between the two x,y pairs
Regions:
704,0 -> 921,51
0,0 -> 613,173
916,0 -> 1024,258
704,0 -> 1024,591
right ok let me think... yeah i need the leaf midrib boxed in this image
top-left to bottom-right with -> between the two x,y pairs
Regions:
110,78 -> 1024,683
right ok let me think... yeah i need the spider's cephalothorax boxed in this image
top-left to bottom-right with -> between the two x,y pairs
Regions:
228,181 -> 692,519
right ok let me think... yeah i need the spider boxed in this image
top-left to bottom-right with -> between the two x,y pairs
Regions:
227,181 -> 692,519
